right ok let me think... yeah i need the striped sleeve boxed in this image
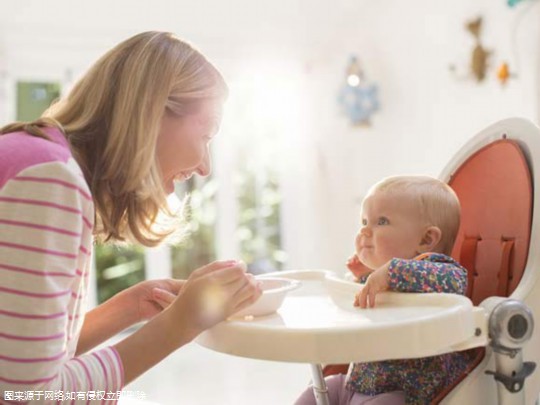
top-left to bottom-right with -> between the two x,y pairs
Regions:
0,161 -> 124,403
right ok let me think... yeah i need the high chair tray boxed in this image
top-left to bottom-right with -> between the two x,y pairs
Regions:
196,270 -> 487,363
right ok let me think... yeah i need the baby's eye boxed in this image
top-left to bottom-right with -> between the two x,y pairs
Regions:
377,217 -> 389,225
361,218 -> 367,226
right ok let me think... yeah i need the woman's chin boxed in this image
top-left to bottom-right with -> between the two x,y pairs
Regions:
165,180 -> 174,194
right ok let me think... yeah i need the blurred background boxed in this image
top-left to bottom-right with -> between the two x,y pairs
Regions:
1,0 -> 539,403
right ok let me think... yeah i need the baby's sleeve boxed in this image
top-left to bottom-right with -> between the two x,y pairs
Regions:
387,258 -> 467,294
0,161 -> 124,403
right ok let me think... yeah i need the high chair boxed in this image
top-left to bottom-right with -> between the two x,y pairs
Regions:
432,117 -> 539,404
196,118 -> 540,405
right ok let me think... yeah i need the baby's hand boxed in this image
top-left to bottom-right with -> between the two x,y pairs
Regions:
354,261 -> 391,308
346,254 -> 372,279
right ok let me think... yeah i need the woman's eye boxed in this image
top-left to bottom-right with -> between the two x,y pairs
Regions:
378,217 -> 389,225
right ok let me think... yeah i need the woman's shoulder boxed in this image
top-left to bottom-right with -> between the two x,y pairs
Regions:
0,128 -> 73,188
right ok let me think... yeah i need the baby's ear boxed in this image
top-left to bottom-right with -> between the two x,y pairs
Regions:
419,226 -> 442,253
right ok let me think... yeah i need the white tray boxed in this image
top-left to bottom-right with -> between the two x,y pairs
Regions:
196,270 -> 487,364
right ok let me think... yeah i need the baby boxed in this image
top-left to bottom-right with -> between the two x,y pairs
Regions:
295,175 -> 471,405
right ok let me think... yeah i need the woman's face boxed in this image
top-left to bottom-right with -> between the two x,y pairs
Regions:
156,100 -> 222,194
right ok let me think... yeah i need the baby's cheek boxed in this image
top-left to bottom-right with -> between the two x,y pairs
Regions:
354,236 -> 361,252
375,244 -> 393,263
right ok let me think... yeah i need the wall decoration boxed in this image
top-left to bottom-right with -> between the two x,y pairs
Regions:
496,61 -> 511,85
451,3 -> 538,87
449,17 -> 492,83
338,55 -> 379,126
507,0 -> 529,7
498,0 -> 539,86
467,17 -> 491,82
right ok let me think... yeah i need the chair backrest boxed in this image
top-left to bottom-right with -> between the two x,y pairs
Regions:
433,136 -> 534,404
448,139 -> 533,305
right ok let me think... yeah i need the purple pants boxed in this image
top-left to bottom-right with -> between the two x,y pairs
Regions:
294,374 -> 405,405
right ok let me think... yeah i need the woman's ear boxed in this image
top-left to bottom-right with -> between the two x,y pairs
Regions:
418,226 -> 442,253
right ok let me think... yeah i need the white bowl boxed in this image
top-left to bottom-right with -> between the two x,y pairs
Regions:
232,277 -> 302,318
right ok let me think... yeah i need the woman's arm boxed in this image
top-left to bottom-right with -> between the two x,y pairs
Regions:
113,303 -> 195,385
113,261 -> 261,384
0,160 -> 123,394
76,279 -> 185,355
75,292 -> 139,356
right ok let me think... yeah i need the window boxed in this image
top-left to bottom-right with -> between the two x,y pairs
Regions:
94,243 -> 145,304
171,176 -> 217,279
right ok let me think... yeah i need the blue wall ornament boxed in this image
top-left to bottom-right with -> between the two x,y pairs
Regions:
338,56 -> 379,126
507,0 -> 527,7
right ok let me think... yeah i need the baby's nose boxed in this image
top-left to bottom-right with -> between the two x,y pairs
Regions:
360,226 -> 371,236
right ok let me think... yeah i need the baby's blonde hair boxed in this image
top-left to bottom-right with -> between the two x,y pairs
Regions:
368,175 -> 461,255
1,32 -> 227,246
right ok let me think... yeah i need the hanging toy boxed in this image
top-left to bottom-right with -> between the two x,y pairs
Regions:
496,62 -> 511,85
338,55 -> 379,127
507,0 -> 528,7
467,17 -> 491,82
449,16 -> 492,83
497,0 -> 540,86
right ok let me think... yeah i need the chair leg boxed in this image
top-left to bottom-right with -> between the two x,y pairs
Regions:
310,364 -> 330,405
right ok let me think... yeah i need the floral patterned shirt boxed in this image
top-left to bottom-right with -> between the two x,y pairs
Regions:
346,253 -> 470,404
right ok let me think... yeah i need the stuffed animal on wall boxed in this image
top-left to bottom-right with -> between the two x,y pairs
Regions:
467,17 -> 491,82
449,16 -> 493,83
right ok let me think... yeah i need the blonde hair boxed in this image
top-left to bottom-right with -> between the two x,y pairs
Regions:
368,175 -> 461,255
1,32 -> 228,246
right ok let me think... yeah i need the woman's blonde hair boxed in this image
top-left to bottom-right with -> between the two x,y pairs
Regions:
369,175 -> 461,255
1,32 -> 227,246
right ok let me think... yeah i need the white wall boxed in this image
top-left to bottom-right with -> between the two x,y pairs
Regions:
1,0 -> 539,273
302,0 -> 540,271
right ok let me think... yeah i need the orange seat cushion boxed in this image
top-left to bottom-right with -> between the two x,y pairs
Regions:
449,139 -> 532,305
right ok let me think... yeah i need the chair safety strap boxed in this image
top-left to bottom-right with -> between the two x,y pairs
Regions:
497,238 -> 515,297
460,236 -> 481,298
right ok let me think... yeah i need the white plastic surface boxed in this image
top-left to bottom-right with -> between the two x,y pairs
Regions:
196,270 -> 486,364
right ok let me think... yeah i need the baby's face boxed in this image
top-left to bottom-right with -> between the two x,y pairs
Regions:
355,191 -> 426,269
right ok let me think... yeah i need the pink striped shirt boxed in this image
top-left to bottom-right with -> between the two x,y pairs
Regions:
0,128 -> 124,403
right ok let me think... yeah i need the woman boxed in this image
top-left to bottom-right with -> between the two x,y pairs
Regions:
0,31 -> 261,401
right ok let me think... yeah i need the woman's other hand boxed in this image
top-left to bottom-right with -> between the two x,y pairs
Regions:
166,260 -> 262,337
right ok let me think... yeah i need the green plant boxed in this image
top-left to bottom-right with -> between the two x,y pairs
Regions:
94,243 -> 146,304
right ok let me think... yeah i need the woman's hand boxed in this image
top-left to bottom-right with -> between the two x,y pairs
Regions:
114,279 -> 186,323
354,261 -> 391,308
165,260 -> 262,338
